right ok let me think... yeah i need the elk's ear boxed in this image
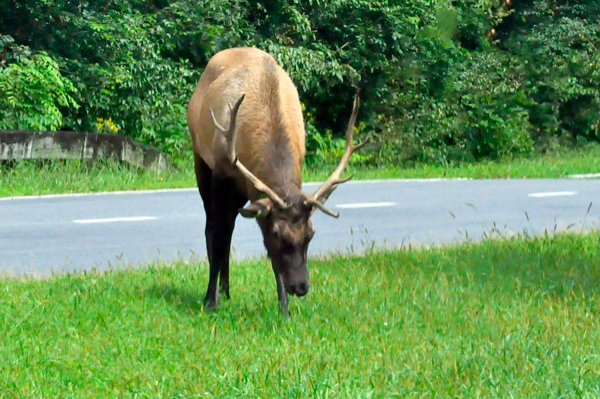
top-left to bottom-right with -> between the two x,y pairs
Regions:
239,198 -> 272,218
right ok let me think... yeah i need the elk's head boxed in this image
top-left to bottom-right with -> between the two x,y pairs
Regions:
211,94 -> 368,298
239,195 -> 315,296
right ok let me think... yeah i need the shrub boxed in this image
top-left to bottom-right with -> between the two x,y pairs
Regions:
0,36 -> 78,131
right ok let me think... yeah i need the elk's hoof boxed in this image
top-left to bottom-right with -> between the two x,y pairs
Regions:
203,297 -> 219,310
279,305 -> 291,319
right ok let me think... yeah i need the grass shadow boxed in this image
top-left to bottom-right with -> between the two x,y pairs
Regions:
144,284 -> 285,323
145,284 -> 205,314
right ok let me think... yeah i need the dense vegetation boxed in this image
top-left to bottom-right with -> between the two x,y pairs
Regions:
1,0 -> 598,166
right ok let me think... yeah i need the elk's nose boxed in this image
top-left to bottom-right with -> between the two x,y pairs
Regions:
294,282 -> 309,297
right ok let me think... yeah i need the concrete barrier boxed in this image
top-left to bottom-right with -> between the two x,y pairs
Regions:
0,130 -> 173,170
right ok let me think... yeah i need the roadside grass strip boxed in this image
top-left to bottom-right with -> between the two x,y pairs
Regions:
1,232 -> 600,397
1,146 -> 600,198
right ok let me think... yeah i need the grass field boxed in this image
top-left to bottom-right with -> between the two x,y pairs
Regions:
1,232 -> 600,398
1,145 -> 600,197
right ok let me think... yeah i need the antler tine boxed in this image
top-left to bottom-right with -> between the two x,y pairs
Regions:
305,199 -> 339,218
234,161 -> 289,209
210,94 -> 245,164
210,94 -> 289,210
309,93 -> 370,211
210,109 -> 227,133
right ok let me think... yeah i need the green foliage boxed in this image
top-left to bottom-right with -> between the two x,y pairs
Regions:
452,51 -> 535,159
0,0 -> 598,165
305,121 -> 350,166
0,36 -> 78,131
59,10 -> 198,158
501,0 -> 600,147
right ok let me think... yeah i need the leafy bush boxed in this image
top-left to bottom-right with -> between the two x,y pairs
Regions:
506,2 -> 600,147
0,0 -> 598,165
0,36 -> 78,131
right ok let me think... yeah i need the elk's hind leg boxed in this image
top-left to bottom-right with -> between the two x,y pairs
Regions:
203,171 -> 247,308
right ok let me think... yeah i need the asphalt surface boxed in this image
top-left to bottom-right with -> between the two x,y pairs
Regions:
0,179 -> 599,277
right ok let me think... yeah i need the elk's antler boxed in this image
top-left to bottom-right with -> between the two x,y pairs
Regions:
210,95 -> 289,209
307,93 -> 370,217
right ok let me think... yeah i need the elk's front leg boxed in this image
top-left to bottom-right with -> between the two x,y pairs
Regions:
203,215 -> 221,309
273,269 -> 290,317
204,175 -> 246,309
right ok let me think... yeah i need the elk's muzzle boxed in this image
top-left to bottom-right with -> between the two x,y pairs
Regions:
278,252 -> 310,297
287,281 -> 310,297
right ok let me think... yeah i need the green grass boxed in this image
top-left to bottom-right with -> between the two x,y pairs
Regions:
0,160 -> 197,197
2,232 -> 600,397
306,144 -> 600,181
1,146 -> 600,197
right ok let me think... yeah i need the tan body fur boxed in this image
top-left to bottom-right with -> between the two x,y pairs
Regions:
187,47 -> 306,202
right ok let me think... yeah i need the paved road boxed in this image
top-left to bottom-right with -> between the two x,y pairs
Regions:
0,179 -> 598,276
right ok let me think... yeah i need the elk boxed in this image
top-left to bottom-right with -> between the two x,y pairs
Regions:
186,47 -> 367,315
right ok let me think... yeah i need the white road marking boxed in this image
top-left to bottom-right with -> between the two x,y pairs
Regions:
335,202 -> 397,209
304,177 -> 470,187
73,216 -> 159,224
528,191 -> 577,198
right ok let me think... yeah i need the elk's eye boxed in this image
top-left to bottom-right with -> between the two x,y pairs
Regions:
272,224 -> 280,238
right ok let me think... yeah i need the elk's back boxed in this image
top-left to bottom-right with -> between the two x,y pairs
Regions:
187,47 -> 306,192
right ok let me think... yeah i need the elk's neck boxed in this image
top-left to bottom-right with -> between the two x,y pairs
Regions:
239,59 -> 305,201
246,127 -> 304,202
266,140 -> 303,196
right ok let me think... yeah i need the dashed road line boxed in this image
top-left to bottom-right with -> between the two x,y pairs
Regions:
528,191 -> 577,198
73,216 -> 159,224
335,202 -> 397,209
